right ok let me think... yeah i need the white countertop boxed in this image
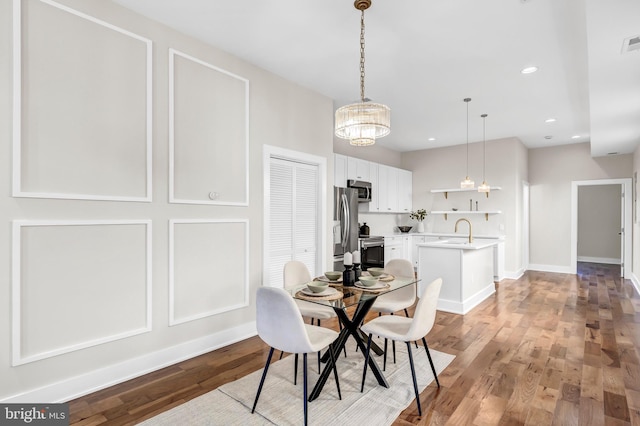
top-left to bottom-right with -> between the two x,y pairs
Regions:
417,239 -> 499,250
382,232 -> 505,240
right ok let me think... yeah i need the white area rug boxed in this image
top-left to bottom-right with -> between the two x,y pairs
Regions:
139,339 -> 455,426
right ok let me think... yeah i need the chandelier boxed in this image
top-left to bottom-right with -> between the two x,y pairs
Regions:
334,0 -> 390,146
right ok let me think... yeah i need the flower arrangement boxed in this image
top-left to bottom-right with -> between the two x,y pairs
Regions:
409,209 -> 427,222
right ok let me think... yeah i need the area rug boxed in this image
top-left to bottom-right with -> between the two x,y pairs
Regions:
139,338 -> 455,426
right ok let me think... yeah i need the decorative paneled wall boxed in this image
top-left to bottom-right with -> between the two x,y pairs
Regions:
13,0 -> 152,201
169,220 -> 249,325
12,220 -> 152,365
169,49 -> 249,206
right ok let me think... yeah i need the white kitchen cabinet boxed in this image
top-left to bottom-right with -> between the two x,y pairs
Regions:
334,154 -> 348,187
368,162 -> 380,212
384,236 -> 404,262
410,235 -> 442,268
397,169 -> 412,213
378,165 -> 398,213
347,157 -> 370,182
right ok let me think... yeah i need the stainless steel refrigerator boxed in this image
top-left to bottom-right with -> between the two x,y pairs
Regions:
333,186 -> 359,271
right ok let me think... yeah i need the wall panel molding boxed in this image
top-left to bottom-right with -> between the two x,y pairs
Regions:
169,219 -> 250,326
12,0 -> 153,202
11,220 -> 152,366
169,49 -> 249,206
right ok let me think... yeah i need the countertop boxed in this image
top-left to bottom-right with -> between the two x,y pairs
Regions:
381,232 -> 505,240
417,239 -> 499,250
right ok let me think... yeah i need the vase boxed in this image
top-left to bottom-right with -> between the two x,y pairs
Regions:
417,221 -> 425,233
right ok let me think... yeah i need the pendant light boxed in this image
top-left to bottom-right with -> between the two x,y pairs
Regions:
478,113 -> 491,195
460,98 -> 474,189
334,0 -> 390,146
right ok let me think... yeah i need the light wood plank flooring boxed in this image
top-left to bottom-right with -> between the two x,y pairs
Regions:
68,262 -> 640,425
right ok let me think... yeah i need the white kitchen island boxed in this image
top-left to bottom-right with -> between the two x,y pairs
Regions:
417,239 -> 497,315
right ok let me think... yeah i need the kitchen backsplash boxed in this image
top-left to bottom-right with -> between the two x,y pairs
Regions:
358,210 -> 503,237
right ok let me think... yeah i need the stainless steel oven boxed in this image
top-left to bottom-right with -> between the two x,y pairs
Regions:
359,236 -> 384,270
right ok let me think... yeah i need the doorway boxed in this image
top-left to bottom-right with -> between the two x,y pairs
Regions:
263,145 -> 327,288
571,179 -> 632,278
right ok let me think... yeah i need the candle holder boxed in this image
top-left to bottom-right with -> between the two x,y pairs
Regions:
353,262 -> 362,281
342,264 -> 355,287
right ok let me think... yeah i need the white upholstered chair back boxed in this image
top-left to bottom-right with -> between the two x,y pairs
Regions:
405,278 -> 442,342
256,287 -> 314,354
283,260 -> 312,290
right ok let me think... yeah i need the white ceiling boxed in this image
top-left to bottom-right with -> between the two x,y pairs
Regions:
112,0 -> 640,156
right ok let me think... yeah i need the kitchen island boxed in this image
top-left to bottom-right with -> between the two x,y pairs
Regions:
417,239 -> 497,315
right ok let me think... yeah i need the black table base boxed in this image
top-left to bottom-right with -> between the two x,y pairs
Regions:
308,296 -> 389,401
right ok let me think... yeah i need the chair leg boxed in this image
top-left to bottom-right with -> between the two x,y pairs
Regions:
294,353 -> 299,385
279,350 -> 284,360
328,343 -> 342,400
392,340 -> 396,364
405,309 -> 418,349
383,338 -> 388,371
303,353 -> 308,426
422,337 -> 440,388
251,347 -> 275,413
406,342 -> 422,416
360,333 -> 373,392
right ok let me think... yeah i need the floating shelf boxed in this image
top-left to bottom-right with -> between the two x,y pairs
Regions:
430,187 -> 502,199
430,210 -> 502,221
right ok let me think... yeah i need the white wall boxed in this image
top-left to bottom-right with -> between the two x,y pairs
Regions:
401,137 -> 527,277
1,0 -> 334,401
528,143 -> 632,271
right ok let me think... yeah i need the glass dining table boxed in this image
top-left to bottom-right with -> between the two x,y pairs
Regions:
291,274 -> 420,402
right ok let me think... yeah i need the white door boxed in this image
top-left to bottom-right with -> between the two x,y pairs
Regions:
267,157 -> 320,287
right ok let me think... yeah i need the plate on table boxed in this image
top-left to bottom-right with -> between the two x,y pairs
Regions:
355,281 -> 389,290
315,276 -> 343,283
300,286 -> 340,297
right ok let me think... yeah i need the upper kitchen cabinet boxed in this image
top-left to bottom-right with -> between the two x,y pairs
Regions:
397,169 -> 412,213
333,154 -> 412,213
347,157 -> 370,182
377,165 -> 412,213
334,153 -> 348,187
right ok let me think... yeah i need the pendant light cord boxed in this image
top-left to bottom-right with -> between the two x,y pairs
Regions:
482,114 -> 487,181
359,9 -> 366,102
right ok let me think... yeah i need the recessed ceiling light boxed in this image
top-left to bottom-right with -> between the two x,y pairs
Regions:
544,135 -> 552,140
571,135 -> 580,139
521,66 -> 538,74
428,137 -> 436,141
608,152 -> 619,155
545,118 -> 556,123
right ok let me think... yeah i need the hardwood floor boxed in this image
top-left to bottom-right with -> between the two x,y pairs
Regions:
68,262 -> 640,425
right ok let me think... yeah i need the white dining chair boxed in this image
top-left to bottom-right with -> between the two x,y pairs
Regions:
283,260 -> 346,363
360,277 -> 443,416
252,287 -> 342,426
369,258 -> 417,368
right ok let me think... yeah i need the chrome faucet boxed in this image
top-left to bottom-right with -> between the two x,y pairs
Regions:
455,218 -> 473,243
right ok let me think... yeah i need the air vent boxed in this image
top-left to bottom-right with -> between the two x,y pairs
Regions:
622,35 -> 640,54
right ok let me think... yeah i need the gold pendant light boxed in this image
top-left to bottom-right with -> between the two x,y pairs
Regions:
335,0 -> 390,146
460,98 -> 474,189
478,113 -> 491,196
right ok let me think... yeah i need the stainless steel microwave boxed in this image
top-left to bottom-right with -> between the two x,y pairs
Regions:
347,180 -> 372,202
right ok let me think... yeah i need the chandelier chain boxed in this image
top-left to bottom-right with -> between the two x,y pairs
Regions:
359,9 -> 366,102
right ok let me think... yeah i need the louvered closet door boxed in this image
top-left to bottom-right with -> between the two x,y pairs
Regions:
268,158 -> 319,287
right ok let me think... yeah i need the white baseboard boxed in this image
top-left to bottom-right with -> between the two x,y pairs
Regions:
437,283 -> 496,315
527,264 -> 574,274
630,272 -> 640,297
503,268 -> 525,280
577,256 -> 621,265
1,322 -> 258,403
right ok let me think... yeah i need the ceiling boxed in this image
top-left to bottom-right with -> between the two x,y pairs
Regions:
112,0 -> 640,156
